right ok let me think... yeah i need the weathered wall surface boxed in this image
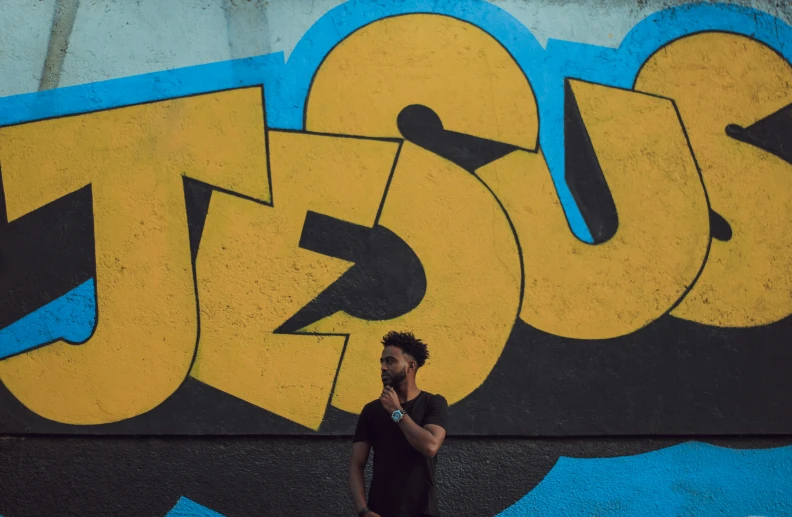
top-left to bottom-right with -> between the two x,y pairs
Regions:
1,0 -> 792,515
3,436 -> 792,517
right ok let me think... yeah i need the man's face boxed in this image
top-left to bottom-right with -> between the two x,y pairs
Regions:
380,345 -> 409,387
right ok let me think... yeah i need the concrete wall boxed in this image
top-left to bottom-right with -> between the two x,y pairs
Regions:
1,0 -> 792,515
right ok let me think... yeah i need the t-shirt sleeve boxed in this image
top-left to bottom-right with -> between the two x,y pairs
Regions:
352,406 -> 370,443
423,395 -> 449,429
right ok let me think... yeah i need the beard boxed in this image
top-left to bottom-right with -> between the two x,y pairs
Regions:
382,367 -> 407,387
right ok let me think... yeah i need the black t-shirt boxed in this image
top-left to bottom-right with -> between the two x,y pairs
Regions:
353,391 -> 449,517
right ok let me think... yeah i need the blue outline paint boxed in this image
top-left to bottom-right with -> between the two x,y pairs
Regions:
1,1 -> 790,360
0,280 -> 95,360
497,441 -> 792,516
0,53 -> 286,129
164,496 -> 225,517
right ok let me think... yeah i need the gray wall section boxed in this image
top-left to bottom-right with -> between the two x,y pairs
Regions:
58,0 -> 232,89
491,0 -> 792,47
0,0 -> 57,97
2,436 -> 791,517
1,0 -> 790,96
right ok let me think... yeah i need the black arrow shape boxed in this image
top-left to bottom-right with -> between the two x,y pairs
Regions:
564,79 -> 620,244
708,209 -> 732,242
397,104 -> 518,172
0,168 -> 96,330
719,102 -> 792,243
275,211 -> 426,333
726,102 -> 792,166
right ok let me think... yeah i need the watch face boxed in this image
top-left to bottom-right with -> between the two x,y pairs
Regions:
391,410 -> 401,422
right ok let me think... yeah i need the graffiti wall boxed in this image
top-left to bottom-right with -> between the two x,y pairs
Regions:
1,0 -> 792,515
2,1 -> 791,436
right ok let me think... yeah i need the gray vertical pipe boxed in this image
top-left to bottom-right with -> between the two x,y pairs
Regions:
39,0 -> 80,91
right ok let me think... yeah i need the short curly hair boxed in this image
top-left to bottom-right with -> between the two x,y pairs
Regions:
381,331 -> 429,368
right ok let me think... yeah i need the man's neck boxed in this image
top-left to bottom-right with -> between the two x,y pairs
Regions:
394,380 -> 421,404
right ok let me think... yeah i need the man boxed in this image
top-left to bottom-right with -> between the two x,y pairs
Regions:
349,331 -> 449,517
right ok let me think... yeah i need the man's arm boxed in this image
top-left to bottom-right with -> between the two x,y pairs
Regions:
397,418 -> 446,458
380,387 -> 447,458
349,441 -> 373,515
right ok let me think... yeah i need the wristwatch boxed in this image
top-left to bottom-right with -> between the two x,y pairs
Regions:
391,409 -> 406,423
358,507 -> 370,516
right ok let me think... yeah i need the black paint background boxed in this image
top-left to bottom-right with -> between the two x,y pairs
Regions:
2,436 -> 790,517
2,315 -> 792,435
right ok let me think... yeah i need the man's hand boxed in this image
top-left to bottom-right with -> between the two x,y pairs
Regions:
380,386 -> 402,414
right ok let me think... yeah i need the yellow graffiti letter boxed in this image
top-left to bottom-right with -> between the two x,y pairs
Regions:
304,13 -> 530,411
306,13 -> 537,148
192,131 -> 398,430
0,88 -> 269,424
477,81 -> 710,339
305,143 -> 522,413
637,33 -> 792,327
